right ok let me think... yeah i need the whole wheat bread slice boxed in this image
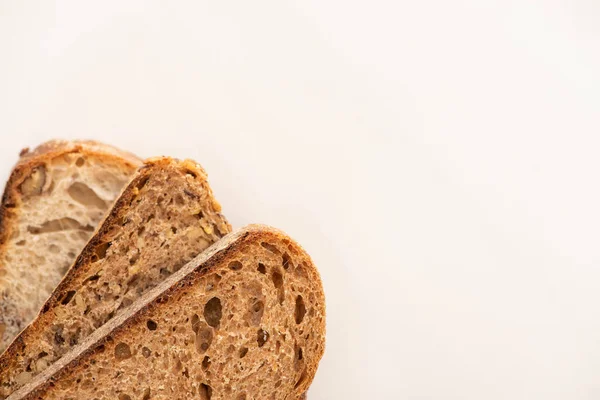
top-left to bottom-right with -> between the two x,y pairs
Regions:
7,225 -> 325,400
0,157 -> 231,398
0,140 -> 141,352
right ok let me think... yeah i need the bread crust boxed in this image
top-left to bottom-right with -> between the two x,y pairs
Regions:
8,225 -> 325,400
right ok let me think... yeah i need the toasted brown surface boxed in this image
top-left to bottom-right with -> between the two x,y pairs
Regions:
0,140 -> 141,352
8,225 -> 326,400
0,157 -> 231,398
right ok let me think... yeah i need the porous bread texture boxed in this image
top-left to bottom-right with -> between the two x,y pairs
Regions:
0,140 -> 141,352
0,157 -> 231,398
9,226 -> 326,400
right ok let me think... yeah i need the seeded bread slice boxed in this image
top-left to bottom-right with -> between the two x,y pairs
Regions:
7,225 -> 326,400
0,140 -> 141,352
0,157 -> 231,398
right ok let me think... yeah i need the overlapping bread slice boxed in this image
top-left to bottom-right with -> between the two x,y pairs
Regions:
0,157 -> 231,398
7,225 -> 325,400
0,140 -> 142,352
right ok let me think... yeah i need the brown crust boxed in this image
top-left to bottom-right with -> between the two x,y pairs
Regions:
0,156 -> 228,372
9,225 -> 325,400
0,140 -> 142,255
16,140 -> 140,166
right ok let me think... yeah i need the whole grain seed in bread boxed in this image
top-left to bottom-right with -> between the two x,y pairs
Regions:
0,140 -> 141,352
0,157 -> 231,397
8,225 -> 325,400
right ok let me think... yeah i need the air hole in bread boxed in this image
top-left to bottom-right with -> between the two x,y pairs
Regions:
239,347 -> 248,358
129,250 -> 140,266
114,343 -> 132,360
27,218 -> 93,235
173,358 -> 183,372
142,388 -> 151,400
257,329 -> 269,347
282,252 -> 292,270
142,347 -> 151,358
54,330 -> 64,345
295,264 -> 309,280
185,168 -> 198,178
194,323 -> 213,354
248,299 -> 265,326
67,182 -> 106,209
293,342 -> 304,364
19,166 -> 46,197
204,297 -> 222,328
136,176 -> 149,190
257,263 -> 266,274
94,242 -> 111,260
199,383 -> 212,400
188,207 -> 203,220
191,314 -> 200,334
229,261 -> 242,271
227,344 -> 235,355
272,271 -> 283,289
295,368 -> 308,389
16,240 -> 26,246
48,244 -> 60,254
118,394 -> 131,400
60,290 -> 76,305
271,271 -> 285,305
75,157 -> 85,167
182,189 -> 197,200
202,355 -> 211,369
146,320 -> 158,331
295,295 -> 306,324
261,242 -> 280,254
83,274 -> 100,284
252,300 -> 264,313
237,394 -> 247,400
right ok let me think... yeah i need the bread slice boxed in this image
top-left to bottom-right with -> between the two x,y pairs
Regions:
0,157 -> 231,398
0,140 -> 141,352
7,225 -> 326,400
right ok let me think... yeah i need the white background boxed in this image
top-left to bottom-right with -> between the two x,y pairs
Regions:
1,1 -> 600,399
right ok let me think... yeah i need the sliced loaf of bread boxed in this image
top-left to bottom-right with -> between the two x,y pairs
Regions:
0,157 -> 231,398
0,140 -> 141,352
7,225 -> 325,400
